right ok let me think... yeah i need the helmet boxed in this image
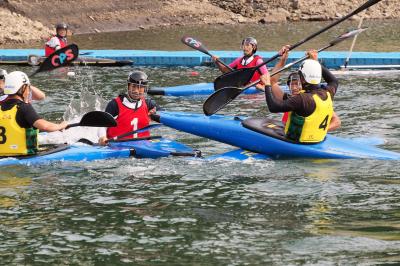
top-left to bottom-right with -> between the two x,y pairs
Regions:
286,72 -> 300,86
127,71 -> 148,86
56,23 -> 68,30
0,69 -> 7,80
241,37 -> 257,53
4,71 -> 30,95
298,59 -> 322,85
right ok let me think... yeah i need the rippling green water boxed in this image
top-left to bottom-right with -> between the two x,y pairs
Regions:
0,64 -> 400,264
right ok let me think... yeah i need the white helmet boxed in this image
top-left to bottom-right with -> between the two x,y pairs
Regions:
298,59 -> 322,85
4,71 -> 30,95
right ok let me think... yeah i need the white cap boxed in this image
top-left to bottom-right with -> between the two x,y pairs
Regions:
298,59 -> 322,85
4,71 -> 30,95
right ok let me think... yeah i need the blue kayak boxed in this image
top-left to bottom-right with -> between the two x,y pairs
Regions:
154,111 -> 400,160
0,137 -> 199,167
149,83 -> 263,96
206,149 -> 271,160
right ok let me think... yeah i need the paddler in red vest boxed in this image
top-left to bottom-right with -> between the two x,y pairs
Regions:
0,69 -> 45,104
45,23 -> 68,57
212,37 -> 269,90
270,46 -> 341,132
0,71 -> 68,157
262,55 -> 339,143
98,71 -> 159,145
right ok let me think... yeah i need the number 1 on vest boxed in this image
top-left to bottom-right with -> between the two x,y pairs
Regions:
131,118 -> 138,138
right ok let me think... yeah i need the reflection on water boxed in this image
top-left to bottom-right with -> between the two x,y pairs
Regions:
0,65 -> 399,264
0,175 -> 32,208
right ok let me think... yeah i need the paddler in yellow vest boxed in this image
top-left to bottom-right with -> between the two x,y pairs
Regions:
269,48 -> 341,131
0,71 -> 68,156
262,56 -> 338,143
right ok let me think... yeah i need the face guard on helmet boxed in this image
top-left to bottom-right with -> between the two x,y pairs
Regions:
241,37 -> 258,54
126,71 -> 149,101
286,72 -> 303,95
298,59 -> 322,87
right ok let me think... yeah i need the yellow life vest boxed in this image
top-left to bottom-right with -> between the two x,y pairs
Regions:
285,92 -> 333,143
0,105 -> 38,156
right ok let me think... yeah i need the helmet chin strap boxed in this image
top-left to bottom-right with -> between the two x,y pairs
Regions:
126,94 -> 138,103
125,92 -> 143,110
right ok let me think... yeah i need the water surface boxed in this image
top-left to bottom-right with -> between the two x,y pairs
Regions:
0,64 -> 399,264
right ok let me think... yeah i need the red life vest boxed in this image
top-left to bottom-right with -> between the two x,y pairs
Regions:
235,55 -> 262,83
106,96 -> 150,139
44,35 -> 67,57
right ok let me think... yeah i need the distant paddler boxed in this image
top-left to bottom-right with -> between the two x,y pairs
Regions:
44,23 -> 68,57
0,69 -> 45,104
0,71 -> 68,157
212,37 -> 269,91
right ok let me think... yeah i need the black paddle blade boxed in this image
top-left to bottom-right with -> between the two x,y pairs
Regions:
181,36 -> 211,57
203,87 -> 243,116
79,111 -> 117,127
213,67 -> 256,91
30,44 -> 79,77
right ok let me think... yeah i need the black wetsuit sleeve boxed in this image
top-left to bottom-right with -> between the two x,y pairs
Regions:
283,92 -> 289,100
264,86 -> 304,113
105,99 -> 119,117
146,98 -> 161,111
16,103 -> 41,128
322,65 -> 338,98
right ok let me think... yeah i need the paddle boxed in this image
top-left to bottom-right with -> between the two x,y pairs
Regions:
65,111 -> 117,129
29,44 -> 79,77
203,28 -> 367,116
105,124 -> 163,143
213,0 -> 383,91
342,16 -> 365,69
107,124 -> 162,142
181,36 -> 233,71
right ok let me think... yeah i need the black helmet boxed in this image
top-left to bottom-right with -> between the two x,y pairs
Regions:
56,23 -> 68,30
241,37 -> 257,53
286,72 -> 300,85
127,71 -> 148,86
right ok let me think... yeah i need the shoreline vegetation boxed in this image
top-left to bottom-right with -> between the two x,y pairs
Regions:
0,0 -> 399,48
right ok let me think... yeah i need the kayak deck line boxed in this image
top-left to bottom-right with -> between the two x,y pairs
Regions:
1,49 -> 400,68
